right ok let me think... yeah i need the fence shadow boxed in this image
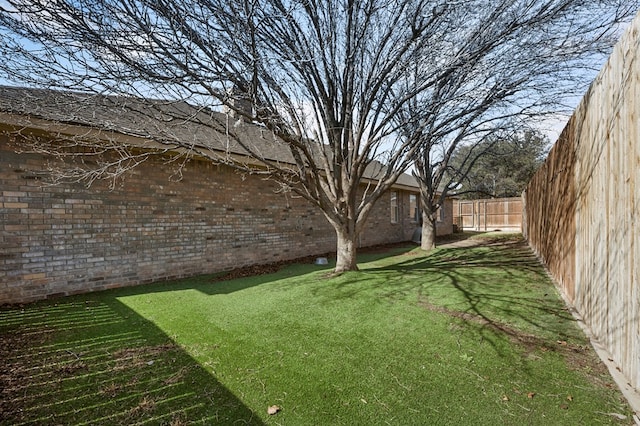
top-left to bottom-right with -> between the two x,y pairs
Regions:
0,296 -> 266,425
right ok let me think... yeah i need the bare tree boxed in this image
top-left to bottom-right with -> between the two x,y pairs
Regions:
0,0 -> 439,272
396,1 -> 638,250
0,0 -> 636,267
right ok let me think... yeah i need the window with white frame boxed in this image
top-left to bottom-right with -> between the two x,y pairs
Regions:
390,191 -> 399,223
409,194 -> 419,222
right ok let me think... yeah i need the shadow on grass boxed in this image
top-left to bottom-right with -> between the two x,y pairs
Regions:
0,296 -> 265,425
1,246 -> 406,425
0,237 -> 579,424
319,237 -> 583,358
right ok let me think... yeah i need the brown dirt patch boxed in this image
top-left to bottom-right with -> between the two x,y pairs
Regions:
0,330 -> 52,423
112,343 -> 178,370
211,254 -> 329,282
211,242 -> 415,282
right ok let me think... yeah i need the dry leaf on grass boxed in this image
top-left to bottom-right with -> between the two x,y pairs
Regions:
267,405 -> 280,415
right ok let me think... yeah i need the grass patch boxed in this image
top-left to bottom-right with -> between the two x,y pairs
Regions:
0,233 -> 634,425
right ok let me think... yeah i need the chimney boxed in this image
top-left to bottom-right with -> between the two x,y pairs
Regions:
224,87 -> 253,123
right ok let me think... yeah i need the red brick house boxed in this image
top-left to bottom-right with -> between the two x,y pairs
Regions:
0,87 -> 451,304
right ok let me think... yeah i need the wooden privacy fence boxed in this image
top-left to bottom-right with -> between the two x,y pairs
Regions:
453,197 -> 522,231
523,13 -> 640,401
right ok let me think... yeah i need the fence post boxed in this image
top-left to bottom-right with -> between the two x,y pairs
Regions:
483,200 -> 487,231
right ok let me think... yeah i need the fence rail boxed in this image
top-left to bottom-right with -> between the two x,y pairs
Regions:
523,13 -> 640,398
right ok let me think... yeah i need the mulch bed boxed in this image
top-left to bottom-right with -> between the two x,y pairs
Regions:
211,241 -> 416,282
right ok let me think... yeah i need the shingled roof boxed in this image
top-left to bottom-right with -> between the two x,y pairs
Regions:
0,86 -> 297,162
0,86 -> 419,189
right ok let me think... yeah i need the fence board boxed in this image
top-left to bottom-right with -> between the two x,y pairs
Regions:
632,35 -> 640,390
523,13 -> 640,396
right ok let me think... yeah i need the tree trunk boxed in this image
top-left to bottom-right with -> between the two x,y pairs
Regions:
421,210 -> 437,251
334,228 -> 359,273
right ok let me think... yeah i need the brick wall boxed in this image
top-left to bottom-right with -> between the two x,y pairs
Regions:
0,134 -> 419,303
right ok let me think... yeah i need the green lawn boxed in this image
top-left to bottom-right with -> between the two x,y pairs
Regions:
0,233 -> 634,425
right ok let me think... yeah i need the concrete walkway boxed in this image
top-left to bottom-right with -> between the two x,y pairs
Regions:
435,231 -> 520,249
437,237 -> 487,249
